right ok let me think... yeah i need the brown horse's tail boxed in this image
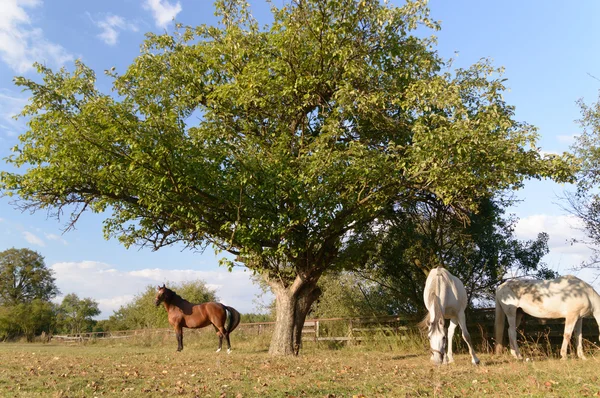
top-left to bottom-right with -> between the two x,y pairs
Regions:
224,306 -> 241,334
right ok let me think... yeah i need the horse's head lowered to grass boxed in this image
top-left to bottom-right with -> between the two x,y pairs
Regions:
427,303 -> 447,365
423,267 -> 480,366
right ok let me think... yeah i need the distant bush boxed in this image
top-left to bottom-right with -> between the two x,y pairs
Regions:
240,313 -> 273,323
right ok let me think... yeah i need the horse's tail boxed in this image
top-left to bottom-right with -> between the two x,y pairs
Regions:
224,306 -> 241,334
494,292 -> 505,355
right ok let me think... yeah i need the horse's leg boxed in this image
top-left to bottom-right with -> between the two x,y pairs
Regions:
175,325 -> 183,352
446,318 -> 457,364
515,310 -> 523,329
575,317 -> 586,360
457,311 -> 480,365
560,315 -> 578,360
213,325 -> 223,353
215,325 -> 231,354
225,331 -> 232,354
504,306 -> 522,359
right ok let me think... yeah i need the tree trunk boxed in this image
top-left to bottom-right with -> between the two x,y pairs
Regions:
268,276 -> 321,356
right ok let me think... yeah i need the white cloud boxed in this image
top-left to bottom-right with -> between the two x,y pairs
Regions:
143,0 -> 181,28
0,0 -> 73,73
44,233 -> 67,245
50,261 -> 266,318
0,90 -> 28,139
514,213 -> 594,273
540,150 -> 561,157
23,231 -> 45,247
91,14 -> 139,46
557,134 -> 578,145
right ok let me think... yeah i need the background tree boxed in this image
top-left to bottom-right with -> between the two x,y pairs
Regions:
0,248 -> 59,340
57,293 -> 100,335
346,195 -> 556,314
11,300 -> 57,341
0,248 -> 59,306
566,94 -> 600,266
310,272 -> 391,319
0,0 -> 573,355
107,280 -> 217,330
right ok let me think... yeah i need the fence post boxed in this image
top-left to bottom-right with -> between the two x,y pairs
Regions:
348,319 -> 353,345
315,321 -> 319,342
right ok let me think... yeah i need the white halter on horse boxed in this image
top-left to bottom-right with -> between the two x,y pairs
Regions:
423,266 -> 480,365
495,275 -> 600,360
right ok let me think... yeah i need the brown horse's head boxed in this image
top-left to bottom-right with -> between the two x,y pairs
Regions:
155,284 -> 171,306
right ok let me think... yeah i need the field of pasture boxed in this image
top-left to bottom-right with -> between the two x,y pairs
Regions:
2,330 -> 600,397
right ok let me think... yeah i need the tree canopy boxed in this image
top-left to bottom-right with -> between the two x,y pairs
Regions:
57,293 -> 101,335
341,195 -> 556,315
566,94 -> 600,265
0,248 -> 59,340
0,248 -> 59,306
0,0 -> 574,354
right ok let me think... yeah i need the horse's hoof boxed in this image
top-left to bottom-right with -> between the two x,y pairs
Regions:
473,359 -> 480,366
227,349 -> 232,355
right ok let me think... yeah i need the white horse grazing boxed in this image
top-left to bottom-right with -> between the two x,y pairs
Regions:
423,267 -> 480,365
495,275 -> 600,360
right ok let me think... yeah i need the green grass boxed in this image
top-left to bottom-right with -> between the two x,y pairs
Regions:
2,330 -> 600,397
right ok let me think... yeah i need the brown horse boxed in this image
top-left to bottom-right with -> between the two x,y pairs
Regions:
154,285 -> 241,353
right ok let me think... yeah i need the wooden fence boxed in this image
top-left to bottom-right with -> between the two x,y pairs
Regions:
50,314 -> 420,343
50,309 -> 600,349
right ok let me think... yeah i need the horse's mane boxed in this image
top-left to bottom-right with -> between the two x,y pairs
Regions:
162,287 -> 189,305
423,269 -> 445,333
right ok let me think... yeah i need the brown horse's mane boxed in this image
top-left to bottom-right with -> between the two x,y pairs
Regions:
162,287 -> 194,306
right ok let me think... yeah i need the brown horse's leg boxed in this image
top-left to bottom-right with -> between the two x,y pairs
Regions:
175,325 -> 183,352
214,326 -> 230,354
213,325 -> 224,353
225,331 -> 232,353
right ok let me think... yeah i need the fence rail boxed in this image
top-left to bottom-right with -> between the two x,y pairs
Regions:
49,308 -> 600,347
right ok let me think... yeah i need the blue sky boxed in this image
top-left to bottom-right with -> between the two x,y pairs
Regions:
0,0 -> 598,317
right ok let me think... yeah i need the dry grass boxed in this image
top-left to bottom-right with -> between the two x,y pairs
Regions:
1,330 -> 600,397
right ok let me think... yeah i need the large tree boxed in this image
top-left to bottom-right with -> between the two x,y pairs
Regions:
58,293 -> 101,335
0,0 -> 573,355
0,248 -> 59,306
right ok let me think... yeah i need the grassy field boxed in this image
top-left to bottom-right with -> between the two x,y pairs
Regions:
2,331 -> 600,397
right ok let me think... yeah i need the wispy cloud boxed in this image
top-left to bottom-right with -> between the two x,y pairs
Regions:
0,89 -> 28,139
539,149 -> 561,157
45,233 -> 68,245
143,0 -> 181,28
91,13 -> 139,46
23,231 -> 45,247
51,261 -> 266,317
557,134 -> 578,145
0,0 -> 73,73
514,213 -> 593,273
